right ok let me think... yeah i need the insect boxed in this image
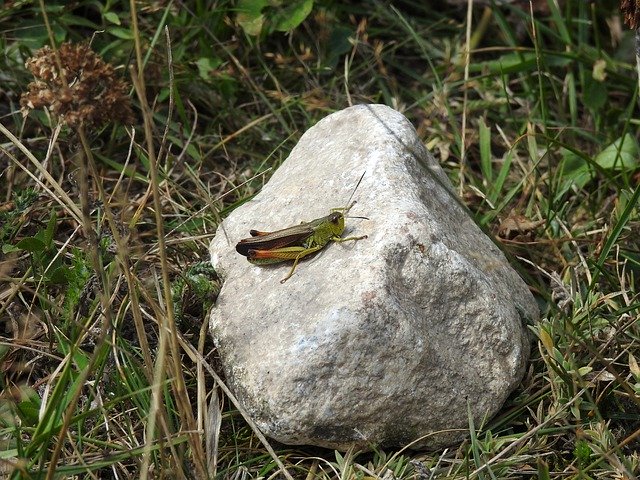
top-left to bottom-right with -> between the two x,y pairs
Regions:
235,177 -> 368,283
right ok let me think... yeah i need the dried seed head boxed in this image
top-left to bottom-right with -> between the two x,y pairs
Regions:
20,42 -> 134,128
621,0 -> 640,29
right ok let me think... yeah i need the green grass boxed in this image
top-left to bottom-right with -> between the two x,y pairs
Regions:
1,0 -> 639,478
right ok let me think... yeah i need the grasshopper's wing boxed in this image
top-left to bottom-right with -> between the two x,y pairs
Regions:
235,224 -> 313,256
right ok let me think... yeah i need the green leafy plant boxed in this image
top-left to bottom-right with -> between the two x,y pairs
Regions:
236,0 -> 314,36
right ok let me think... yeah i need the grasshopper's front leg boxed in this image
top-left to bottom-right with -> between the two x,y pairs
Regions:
332,234 -> 368,243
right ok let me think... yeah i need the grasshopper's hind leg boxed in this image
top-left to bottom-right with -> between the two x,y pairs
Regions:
280,256 -> 302,284
280,246 -> 323,283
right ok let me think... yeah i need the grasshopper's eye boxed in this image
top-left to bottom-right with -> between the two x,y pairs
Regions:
330,213 -> 341,224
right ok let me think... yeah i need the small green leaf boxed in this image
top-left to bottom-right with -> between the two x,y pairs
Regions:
538,327 -> 554,355
273,0 -> 313,32
14,387 -> 41,427
573,439 -> 591,463
478,117 -> 492,184
13,22 -> 51,50
594,134 -> 639,170
196,57 -> 223,80
2,244 -> 20,254
592,58 -> 607,82
325,25 -> 352,69
237,0 -> 268,36
237,0 -> 313,35
72,348 -> 90,371
559,148 -> 591,190
537,458 -> 550,480
17,398 -> 41,427
60,14 -> 100,29
108,26 -> 135,40
15,237 -> 46,253
238,14 -> 264,36
103,11 -> 121,25
48,266 -> 73,284
43,210 -> 57,248
630,353 -> 640,379
475,51 -> 570,75
237,0 -> 266,16
577,366 -> 593,376
583,76 -> 607,111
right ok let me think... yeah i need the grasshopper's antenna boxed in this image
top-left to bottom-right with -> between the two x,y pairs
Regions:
346,170 -> 366,208
342,170 -> 367,215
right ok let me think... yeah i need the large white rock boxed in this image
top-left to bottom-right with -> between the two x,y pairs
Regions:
209,104 -> 538,450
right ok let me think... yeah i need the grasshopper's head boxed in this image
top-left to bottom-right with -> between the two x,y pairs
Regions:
327,211 -> 345,236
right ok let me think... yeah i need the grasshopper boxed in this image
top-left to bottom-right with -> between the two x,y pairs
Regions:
235,178 -> 368,283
